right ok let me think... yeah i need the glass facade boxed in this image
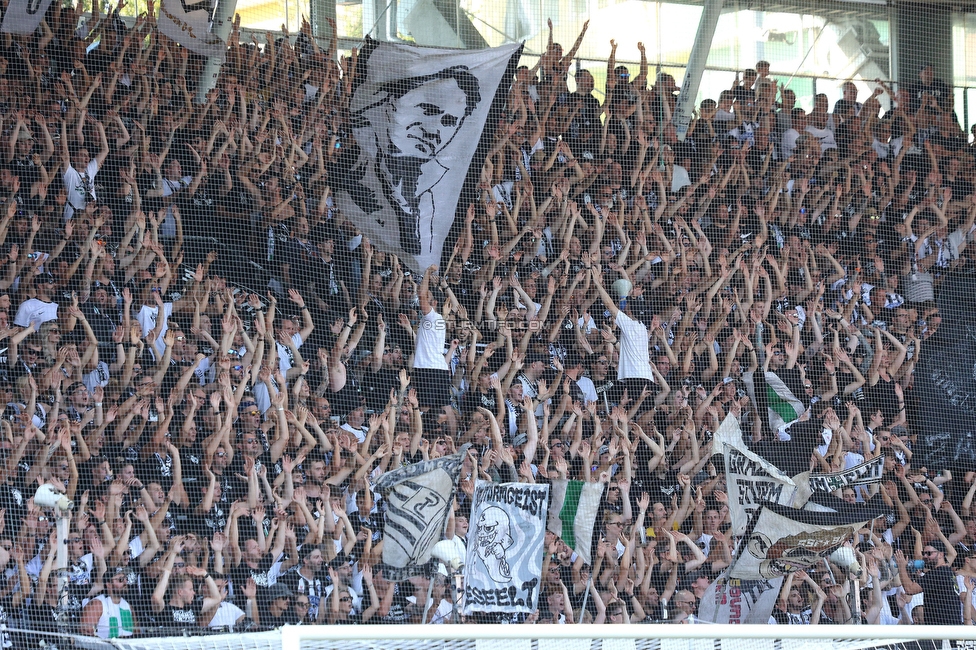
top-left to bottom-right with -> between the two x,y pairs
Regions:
219,0 -> 976,135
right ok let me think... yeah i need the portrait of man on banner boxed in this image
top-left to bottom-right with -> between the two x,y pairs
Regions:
337,39 -> 520,272
349,66 -> 481,256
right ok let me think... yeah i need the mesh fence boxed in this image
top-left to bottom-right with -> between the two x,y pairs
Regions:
0,0 -> 969,641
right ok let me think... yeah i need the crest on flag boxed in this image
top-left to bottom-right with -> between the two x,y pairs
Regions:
375,445 -> 469,581
336,39 -> 521,272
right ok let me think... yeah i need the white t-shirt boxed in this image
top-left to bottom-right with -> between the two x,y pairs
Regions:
781,129 -> 801,159
13,298 -> 58,328
158,176 -> 193,238
208,600 -> 246,629
577,314 -> 598,334
276,333 -> 304,377
413,310 -> 448,370
805,125 -> 838,151
62,159 -> 100,221
576,376 -> 598,403
341,422 -> 368,444
84,361 -> 111,393
614,311 -> 654,381
137,302 -> 174,359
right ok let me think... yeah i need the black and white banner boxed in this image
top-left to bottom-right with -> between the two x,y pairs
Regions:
337,38 -> 521,273
1,0 -> 55,35
375,445 -> 469,581
713,414 -> 804,535
805,456 -> 885,493
463,481 -> 548,615
730,502 -> 874,580
156,0 -> 226,61
698,570 -> 783,624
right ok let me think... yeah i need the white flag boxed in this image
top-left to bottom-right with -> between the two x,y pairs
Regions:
712,414 -> 804,535
1,0 -> 55,35
336,38 -> 521,272
698,570 -> 783,624
156,0 -> 226,61
463,481 -> 549,615
730,502 -> 873,580
375,447 -> 468,580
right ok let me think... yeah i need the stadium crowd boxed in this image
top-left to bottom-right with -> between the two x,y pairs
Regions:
0,2 -> 972,639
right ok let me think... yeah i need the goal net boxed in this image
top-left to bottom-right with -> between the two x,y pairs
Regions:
0,0 -> 972,643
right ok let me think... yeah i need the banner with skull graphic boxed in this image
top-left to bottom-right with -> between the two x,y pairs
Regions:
463,481 -> 549,615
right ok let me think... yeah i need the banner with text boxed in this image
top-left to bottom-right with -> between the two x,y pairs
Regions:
730,501 -> 874,580
463,481 -> 549,615
805,456 -> 885,493
712,414 -> 803,535
698,570 -> 783,624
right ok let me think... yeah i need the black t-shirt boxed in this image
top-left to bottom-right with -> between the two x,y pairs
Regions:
361,367 -> 399,412
372,583 -> 412,624
592,376 -> 623,412
160,602 -> 199,629
905,78 -> 952,113
140,452 -> 175,492
229,554 -> 277,607
462,388 -> 496,416
260,608 -> 296,628
918,565 -> 962,625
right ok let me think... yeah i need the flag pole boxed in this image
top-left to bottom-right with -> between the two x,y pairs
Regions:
578,573 -> 593,623
422,569 -> 437,624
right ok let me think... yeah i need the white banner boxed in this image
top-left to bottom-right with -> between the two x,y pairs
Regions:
1,0 -> 55,35
156,0 -> 227,61
730,502 -> 871,580
338,39 -> 521,272
375,446 -> 468,581
698,570 -> 783,624
463,481 -> 549,615
712,414 -> 805,535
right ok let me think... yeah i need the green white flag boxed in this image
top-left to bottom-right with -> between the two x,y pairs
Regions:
547,479 -> 604,565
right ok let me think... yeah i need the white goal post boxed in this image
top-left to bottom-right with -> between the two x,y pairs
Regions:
281,624 -> 976,650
